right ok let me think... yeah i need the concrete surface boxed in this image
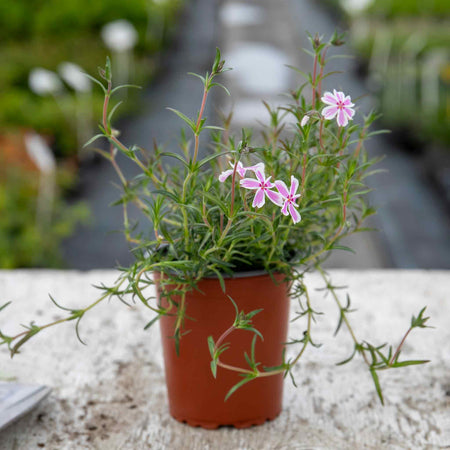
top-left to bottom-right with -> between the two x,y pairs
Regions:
0,269 -> 448,449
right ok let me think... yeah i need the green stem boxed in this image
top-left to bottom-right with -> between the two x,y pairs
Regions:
316,265 -> 370,366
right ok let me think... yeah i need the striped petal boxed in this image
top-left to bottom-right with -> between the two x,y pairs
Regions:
252,189 -> 265,208
343,106 -> 355,119
337,108 -> 349,127
343,96 -> 354,107
334,90 -> 345,102
247,162 -> 265,174
289,204 -> 301,224
290,176 -> 299,196
321,91 -> 337,105
281,201 -> 289,216
275,180 -> 289,198
254,166 -> 265,183
322,105 -> 338,119
240,178 -> 260,189
218,169 -> 233,182
266,189 -> 284,207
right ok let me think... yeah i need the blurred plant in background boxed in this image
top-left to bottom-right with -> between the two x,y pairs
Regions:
328,0 -> 450,149
0,0 -> 183,157
0,149 -> 88,268
0,0 -> 184,268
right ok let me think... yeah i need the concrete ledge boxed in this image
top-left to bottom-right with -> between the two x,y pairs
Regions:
0,270 -> 448,449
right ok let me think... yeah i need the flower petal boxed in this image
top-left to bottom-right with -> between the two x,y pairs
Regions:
274,180 -> 289,198
334,89 -> 345,102
281,201 -> 289,216
321,91 -> 337,105
247,162 -> 264,173
218,169 -> 233,182
289,204 -> 301,224
252,189 -> 265,208
343,106 -> 355,119
337,108 -> 349,127
240,178 -> 260,189
266,189 -> 284,206
253,165 -> 265,182
322,105 -> 338,119
290,176 -> 299,196
343,95 -> 354,107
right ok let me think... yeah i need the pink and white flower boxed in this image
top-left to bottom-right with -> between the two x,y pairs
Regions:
275,175 -> 302,224
218,161 -> 247,182
321,90 -> 355,127
240,165 -> 283,209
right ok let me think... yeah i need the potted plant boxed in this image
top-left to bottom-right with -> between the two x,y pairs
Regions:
0,33 -> 430,429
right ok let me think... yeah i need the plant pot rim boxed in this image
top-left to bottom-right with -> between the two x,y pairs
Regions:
153,268 -> 284,281
203,269 -> 274,280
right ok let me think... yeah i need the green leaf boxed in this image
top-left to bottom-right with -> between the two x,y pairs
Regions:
210,268 -> 226,292
107,101 -> 123,125
166,108 -> 196,131
392,359 -> 430,368
83,134 -> 104,148
110,84 -> 142,95
228,296 -> 239,318
370,368 -> 384,405
212,47 -> 221,73
207,335 -> 216,358
246,308 -> 263,319
82,73 -> 106,94
188,72 -> 206,84
336,346 -> 357,365
11,327 -> 40,357
411,306 -> 431,329
245,327 -> 263,341
210,359 -> 218,378
105,56 -> 112,82
285,64 -> 309,80
48,294 -> 73,312
144,315 -> 161,330
0,301 -> 11,313
159,151 -> 190,169
75,316 -> 87,345
224,375 -> 255,401
328,244 -> 356,254
209,82 -> 230,96
204,125 -> 225,131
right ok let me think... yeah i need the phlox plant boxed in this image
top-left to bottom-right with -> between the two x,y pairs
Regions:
0,33 -> 430,403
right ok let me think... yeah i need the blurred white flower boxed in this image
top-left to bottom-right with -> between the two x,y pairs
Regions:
101,20 -> 138,52
340,0 -> 373,15
29,68 -> 63,96
300,115 -> 310,127
24,132 -> 56,174
58,62 -> 91,93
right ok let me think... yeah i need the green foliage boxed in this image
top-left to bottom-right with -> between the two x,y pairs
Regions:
0,168 -> 88,268
365,0 -> 450,18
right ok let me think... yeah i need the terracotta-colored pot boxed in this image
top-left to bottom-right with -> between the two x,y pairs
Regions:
156,271 -> 290,429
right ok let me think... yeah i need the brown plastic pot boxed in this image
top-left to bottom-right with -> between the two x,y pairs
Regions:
156,271 -> 290,429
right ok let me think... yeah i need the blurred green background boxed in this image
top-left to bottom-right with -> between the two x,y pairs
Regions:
330,0 -> 450,148
0,0 -> 183,267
